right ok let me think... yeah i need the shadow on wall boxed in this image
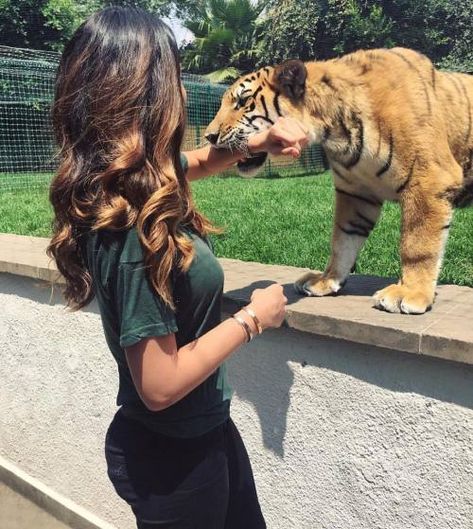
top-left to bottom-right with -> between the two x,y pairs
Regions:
225,280 -> 473,458
2,274 -> 473,460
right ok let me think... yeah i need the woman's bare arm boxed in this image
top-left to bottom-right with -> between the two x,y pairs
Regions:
126,314 -> 248,411
183,145 -> 241,181
183,117 -> 310,181
126,285 -> 287,412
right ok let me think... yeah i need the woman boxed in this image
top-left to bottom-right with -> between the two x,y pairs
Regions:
48,6 -> 309,529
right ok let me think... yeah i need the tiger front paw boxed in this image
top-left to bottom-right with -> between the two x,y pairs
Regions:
294,272 -> 343,297
373,284 -> 434,314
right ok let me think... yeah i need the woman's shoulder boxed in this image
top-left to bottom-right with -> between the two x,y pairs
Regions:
83,227 -> 143,265
85,225 -> 210,267
117,228 -> 144,264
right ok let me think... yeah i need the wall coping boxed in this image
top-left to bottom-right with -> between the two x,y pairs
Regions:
0,455 -> 117,529
1,232 -> 472,365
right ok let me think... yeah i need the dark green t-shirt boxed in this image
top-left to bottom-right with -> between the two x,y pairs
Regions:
81,159 -> 232,438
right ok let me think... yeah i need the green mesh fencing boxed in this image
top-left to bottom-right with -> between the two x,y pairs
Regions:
0,46 -> 58,191
0,45 -> 327,192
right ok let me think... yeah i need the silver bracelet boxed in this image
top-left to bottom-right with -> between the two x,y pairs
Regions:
232,314 -> 254,343
242,306 -> 263,335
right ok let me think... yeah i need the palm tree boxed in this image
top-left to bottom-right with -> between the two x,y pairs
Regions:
181,0 -> 267,83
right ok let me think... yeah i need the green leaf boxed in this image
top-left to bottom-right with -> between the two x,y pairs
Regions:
205,66 -> 241,82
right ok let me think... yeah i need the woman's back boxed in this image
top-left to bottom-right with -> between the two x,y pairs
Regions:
82,225 -> 232,438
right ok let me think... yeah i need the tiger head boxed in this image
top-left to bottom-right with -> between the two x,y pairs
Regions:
205,60 -> 312,177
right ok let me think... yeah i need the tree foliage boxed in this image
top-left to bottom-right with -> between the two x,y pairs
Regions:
0,0 -> 472,74
0,0 -> 174,50
180,0 -> 266,82
257,0 -> 322,64
437,2 -> 473,73
258,0 -> 398,65
258,0 -> 473,73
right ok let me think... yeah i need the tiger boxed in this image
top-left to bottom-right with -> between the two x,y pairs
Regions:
204,47 -> 473,314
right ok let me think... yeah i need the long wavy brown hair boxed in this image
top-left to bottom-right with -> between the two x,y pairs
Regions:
47,7 -> 215,310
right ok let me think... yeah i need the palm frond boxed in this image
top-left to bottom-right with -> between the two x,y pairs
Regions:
205,67 -> 241,83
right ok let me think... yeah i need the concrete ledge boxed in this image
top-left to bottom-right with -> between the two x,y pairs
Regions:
0,455 -> 117,529
1,232 -> 472,365
0,233 -> 63,284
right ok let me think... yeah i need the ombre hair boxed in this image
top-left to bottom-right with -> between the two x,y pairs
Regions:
48,6 -> 215,310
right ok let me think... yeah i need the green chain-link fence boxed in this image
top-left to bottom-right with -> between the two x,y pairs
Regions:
0,45 -> 326,192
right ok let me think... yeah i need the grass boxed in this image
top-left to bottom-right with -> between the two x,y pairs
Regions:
1,171 -> 472,286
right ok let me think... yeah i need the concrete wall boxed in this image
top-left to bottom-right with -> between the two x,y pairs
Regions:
1,273 -> 473,529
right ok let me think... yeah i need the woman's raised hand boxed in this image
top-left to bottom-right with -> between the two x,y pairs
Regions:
247,117 -> 311,158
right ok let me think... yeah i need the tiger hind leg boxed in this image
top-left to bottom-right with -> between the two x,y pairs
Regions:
373,172 -> 455,314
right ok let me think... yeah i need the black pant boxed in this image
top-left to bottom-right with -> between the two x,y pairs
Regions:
105,410 -> 266,529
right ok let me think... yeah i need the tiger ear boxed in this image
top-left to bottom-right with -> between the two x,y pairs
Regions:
273,60 -> 307,102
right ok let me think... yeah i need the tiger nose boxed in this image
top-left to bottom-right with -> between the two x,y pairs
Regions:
205,132 -> 220,145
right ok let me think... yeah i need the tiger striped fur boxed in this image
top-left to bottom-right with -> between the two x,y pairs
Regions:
205,47 -> 473,314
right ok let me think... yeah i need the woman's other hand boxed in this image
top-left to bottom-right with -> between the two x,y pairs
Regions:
247,283 -> 288,330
